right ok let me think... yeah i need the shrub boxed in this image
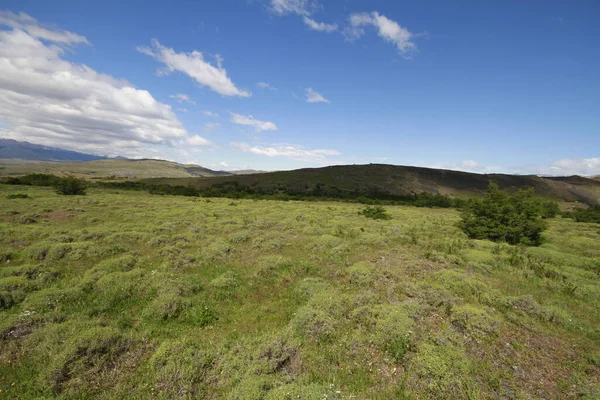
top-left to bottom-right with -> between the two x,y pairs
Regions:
459,182 -> 547,246
563,206 -> 600,224
539,200 -> 560,218
55,176 -> 87,195
358,205 -> 392,220
6,193 -> 30,199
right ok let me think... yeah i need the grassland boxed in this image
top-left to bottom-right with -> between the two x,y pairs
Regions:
1,184 -> 599,399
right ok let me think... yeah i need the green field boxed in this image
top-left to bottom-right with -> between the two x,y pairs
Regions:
1,184 -> 599,399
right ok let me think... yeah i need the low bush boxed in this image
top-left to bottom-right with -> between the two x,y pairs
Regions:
6,193 -> 30,199
563,206 -> 600,224
358,205 -> 392,220
55,176 -> 87,195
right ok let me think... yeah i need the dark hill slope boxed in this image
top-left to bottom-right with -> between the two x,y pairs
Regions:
146,164 -> 600,205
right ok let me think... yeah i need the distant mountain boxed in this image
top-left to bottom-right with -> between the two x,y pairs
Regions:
0,157 -> 232,179
0,139 -> 108,162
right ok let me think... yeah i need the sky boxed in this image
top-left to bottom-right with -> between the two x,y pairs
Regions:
0,0 -> 599,175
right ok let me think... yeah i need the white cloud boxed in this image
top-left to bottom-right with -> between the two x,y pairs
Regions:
305,87 -> 329,103
186,135 -> 212,147
257,82 -> 278,91
202,110 -> 219,117
270,0 -> 313,16
0,11 -> 89,45
231,142 -> 340,163
347,11 -> 417,57
303,17 -> 337,33
229,113 -> 277,132
441,160 -> 490,173
170,93 -> 196,105
203,122 -> 220,130
137,39 -> 250,97
176,108 -> 188,113
0,21 -> 213,158
541,158 -> 600,176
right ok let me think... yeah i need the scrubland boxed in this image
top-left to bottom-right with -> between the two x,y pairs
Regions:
0,185 -> 599,399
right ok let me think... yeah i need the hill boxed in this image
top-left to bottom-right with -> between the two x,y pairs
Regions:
0,139 -> 108,162
146,164 -> 600,206
0,158 -> 231,179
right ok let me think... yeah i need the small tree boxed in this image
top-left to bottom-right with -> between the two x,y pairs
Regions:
55,176 -> 87,196
358,205 -> 392,220
459,182 -> 547,246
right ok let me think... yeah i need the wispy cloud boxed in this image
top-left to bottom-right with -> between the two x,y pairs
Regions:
137,39 -> 250,97
202,110 -> 219,118
231,142 -> 340,163
303,17 -> 338,33
203,121 -> 220,131
170,93 -> 196,105
0,10 -> 89,45
346,11 -> 417,57
305,87 -> 329,103
229,113 -> 277,132
257,82 -> 278,91
270,0 -> 313,16
186,135 -> 213,147
540,157 -> 600,176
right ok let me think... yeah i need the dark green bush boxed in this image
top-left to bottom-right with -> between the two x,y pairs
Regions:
7,193 -> 31,199
563,206 -> 600,224
539,200 -> 560,219
459,182 -> 547,246
55,177 -> 87,195
358,205 -> 392,220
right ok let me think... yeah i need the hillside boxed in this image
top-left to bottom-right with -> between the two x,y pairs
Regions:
0,139 -> 107,162
146,164 -> 600,206
0,158 -> 231,179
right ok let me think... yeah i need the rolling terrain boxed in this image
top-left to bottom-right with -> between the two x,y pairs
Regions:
1,184 -> 598,398
146,164 -> 600,206
0,158 -> 231,179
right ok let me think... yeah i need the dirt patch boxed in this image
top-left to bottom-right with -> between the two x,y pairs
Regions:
44,210 -> 75,221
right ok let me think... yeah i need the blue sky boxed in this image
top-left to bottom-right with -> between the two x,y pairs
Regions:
1,0 -> 599,175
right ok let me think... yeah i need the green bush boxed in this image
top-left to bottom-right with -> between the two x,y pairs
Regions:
459,182 -> 547,246
6,193 -> 31,199
358,205 -> 392,220
563,206 -> 600,224
539,200 -> 560,218
55,176 -> 87,195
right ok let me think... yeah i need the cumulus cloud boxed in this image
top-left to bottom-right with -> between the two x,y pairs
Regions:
170,93 -> 196,105
257,82 -> 278,91
137,39 -> 250,97
231,142 -> 340,163
347,11 -> 417,57
303,17 -> 337,33
229,113 -> 277,132
0,16 -> 214,158
202,110 -> 219,117
0,11 -> 89,45
305,87 -> 329,103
